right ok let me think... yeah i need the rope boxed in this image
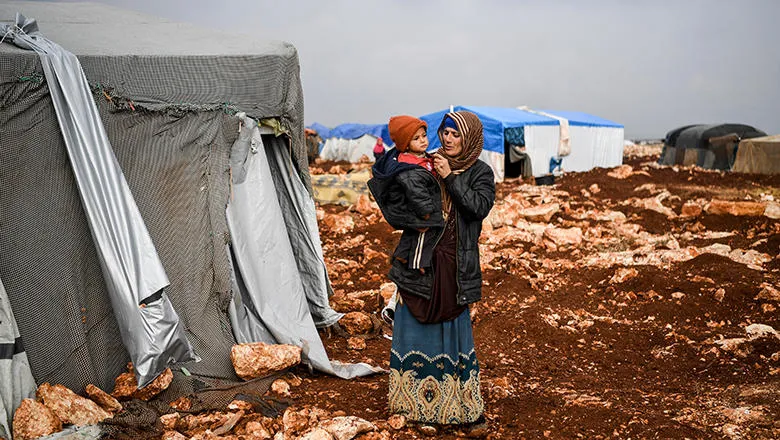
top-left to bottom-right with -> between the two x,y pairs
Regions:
0,23 -> 23,46
16,74 -> 43,83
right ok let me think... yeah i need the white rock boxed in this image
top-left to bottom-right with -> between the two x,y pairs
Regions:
714,338 -> 751,357
319,416 -> 375,440
387,414 -> 407,430
521,203 -> 560,223
543,227 -> 583,247
764,201 -> 780,219
745,324 -> 779,340
298,427 -> 335,440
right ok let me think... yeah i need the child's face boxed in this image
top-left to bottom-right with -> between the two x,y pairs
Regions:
407,127 -> 429,154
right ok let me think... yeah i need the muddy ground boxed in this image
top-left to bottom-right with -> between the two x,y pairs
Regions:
296,148 -> 780,440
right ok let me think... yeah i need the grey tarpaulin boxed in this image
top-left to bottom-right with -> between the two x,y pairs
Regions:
0,13 -> 195,387
0,276 -> 36,440
263,130 -> 342,329
227,114 -> 382,378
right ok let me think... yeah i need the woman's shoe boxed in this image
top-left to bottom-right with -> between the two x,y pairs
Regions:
460,415 -> 488,438
380,285 -> 398,326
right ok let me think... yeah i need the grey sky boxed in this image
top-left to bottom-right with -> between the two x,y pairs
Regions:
48,0 -> 780,138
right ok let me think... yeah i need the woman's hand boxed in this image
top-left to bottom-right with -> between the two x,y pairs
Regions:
433,154 -> 451,178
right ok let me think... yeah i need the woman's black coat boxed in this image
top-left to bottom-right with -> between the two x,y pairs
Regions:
385,159 -> 495,306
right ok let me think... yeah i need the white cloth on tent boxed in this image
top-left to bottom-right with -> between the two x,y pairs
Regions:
479,150 -> 504,183
522,125 -> 562,177
0,277 -> 37,440
226,114 -> 382,379
319,135 -> 379,163
518,106 -> 571,157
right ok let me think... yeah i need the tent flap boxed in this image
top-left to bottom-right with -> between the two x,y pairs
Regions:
0,276 -> 37,440
227,114 -> 381,379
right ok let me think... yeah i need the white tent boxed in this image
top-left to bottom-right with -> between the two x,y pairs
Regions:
318,123 -> 391,163
320,134 -> 380,162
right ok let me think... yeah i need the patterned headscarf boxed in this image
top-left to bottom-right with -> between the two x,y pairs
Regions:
436,111 -> 484,218
437,111 -> 484,173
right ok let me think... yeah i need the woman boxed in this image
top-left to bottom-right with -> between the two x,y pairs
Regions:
380,111 -> 495,429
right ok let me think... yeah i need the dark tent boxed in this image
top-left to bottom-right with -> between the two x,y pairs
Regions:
659,123 -> 766,170
663,124 -> 704,148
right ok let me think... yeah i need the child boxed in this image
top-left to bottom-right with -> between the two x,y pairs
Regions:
368,116 -> 445,325
369,115 -> 443,231
372,137 -> 385,161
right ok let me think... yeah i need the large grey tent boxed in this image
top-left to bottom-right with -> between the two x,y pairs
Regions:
659,123 -> 766,170
0,0 -> 375,418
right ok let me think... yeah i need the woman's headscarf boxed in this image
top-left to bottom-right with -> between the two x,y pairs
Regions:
435,111 -> 484,218
437,111 -> 484,173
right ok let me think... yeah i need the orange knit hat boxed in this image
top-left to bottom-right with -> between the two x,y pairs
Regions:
388,115 -> 427,152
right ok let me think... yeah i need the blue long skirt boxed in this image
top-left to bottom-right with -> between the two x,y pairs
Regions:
388,302 -> 484,424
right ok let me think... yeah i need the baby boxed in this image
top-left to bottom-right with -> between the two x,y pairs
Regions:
369,115 -> 443,233
368,115 -> 446,325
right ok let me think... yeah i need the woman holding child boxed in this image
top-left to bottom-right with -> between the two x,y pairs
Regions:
368,111 -> 495,432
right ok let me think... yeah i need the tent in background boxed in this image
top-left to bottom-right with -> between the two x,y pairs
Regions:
660,124 -> 766,170
308,122 -> 332,141
318,123 -> 392,162
421,106 -> 624,182
539,110 -> 624,173
0,0 -> 375,407
732,135 -> 780,174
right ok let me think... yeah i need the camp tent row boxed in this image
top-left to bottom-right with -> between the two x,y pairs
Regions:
0,2 -> 376,436
659,123 -> 773,172
317,122 -> 392,163
420,106 -> 624,182
310,106 -> 624,182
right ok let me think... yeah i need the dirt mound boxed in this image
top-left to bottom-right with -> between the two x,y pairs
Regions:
302,155 -> 779,439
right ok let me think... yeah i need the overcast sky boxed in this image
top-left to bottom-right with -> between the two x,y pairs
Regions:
54,0 -> 780,138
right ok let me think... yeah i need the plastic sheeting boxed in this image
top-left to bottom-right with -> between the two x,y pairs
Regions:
523,125 -> 562,178
227,114 -> 381,379
1,13 -> 195,387
307,122 -> 332,140
0,276 -> 36,440
311,170 -> 373,206
564,126 -> 625,172
480,150 -> 505,183
319,134 -> 379,163
518,107 -> 571,157
540,110 -> 624,128
328,123 -> 392,146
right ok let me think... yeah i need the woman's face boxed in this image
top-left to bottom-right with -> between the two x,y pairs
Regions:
440,127 -> 463,157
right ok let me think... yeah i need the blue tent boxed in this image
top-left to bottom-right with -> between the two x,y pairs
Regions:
327,123 -> 392,146
307,122 -> 332,140
539,110 -> 623,128
418,106 -> 624,180
419,105 -> 559,154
